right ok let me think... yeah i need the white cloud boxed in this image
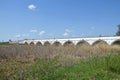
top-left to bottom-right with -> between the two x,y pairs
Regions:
30,29 -> 37,33
28,4 -> 36,10
63,29 -> 71,36
39,31 -> 45,36
65,29 -> 71,33
15,34 -> 21,38
63,32 -> 69,36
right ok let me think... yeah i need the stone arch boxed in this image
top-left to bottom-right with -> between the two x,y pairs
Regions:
92,39 -> 108,46
77,40 -> 90,46
53,41 -> 61,46
112,39 -> 120,45
24,42 -> 28,45
36,41 -> 42,46
63,40 -> 74,46
30,42 -> 34,45
44,41 -> 51,46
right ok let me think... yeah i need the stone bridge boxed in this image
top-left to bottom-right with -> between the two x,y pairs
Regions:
19,36 -> 120,46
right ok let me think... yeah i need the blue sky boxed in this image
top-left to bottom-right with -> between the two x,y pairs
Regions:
0,0 -> 120,41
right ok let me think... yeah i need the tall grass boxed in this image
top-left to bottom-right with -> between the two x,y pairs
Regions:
0,44 -> 120,79
46,53 -> 120,80
0,44 -> 120,61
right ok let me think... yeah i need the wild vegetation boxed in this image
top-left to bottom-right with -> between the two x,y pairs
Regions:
0,43 -> 120,80
0,42 -> 9,45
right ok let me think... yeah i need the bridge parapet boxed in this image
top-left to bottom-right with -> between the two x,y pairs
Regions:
19,36 -> 120,46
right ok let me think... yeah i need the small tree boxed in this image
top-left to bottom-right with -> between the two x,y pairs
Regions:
9,39 -> 12,42
116,24 -> 120,36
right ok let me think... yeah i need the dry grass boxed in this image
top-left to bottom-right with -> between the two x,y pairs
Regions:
0,44 -> 120,63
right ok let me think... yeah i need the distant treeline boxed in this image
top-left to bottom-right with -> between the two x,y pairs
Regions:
0,42 -> 9,45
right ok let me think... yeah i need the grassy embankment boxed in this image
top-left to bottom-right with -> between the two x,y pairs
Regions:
0,44 -> 120,80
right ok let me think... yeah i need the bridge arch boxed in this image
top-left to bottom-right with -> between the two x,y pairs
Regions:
63,40 -> 74,46
111,39 -> 120,45
53,41 -> 61,46
24,42 -> 28,45
77,40 -> 90,46
92,39 -> 108,46
30,42 -> 35,45
36,41 -> 42,46
44,41 -> 51,46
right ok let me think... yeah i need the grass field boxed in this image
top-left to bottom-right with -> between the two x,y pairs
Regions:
0,44 -> 120,80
